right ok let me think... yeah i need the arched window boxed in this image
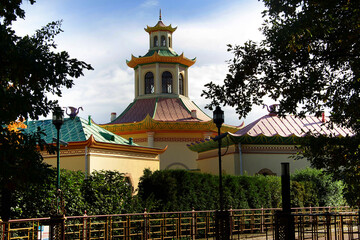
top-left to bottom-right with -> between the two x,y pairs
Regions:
145,72 -> 154,94
154,36 -> 158,47
161,35 -> 166,47
257,168 -> 276,176
179,73 -> 184,95
162,71 -> 172,93
168,37 -> 171,48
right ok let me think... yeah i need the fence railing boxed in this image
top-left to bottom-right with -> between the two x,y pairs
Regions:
0,206 -> 358,240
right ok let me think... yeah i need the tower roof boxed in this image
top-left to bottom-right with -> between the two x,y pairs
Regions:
145,20 -> 177,33
127,51 -> 196,68
187,113 -> 354,153
108,97 -> 211,124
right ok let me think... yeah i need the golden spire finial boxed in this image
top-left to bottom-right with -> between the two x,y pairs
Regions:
159,9 -> 162,21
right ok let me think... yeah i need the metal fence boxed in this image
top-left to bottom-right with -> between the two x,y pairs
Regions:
0,206 -> 358,240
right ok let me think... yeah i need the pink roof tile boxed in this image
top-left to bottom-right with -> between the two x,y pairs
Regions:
109,97 -> 212,124
235,114 -> 354,138
111,98 -> 156,124
181,98 -> 212,121
154,98 -> 202,122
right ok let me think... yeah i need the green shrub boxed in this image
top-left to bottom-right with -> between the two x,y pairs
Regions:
138,168 -> 346,212
291,168 -> 346,206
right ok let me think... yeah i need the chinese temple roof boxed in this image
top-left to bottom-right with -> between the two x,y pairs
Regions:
109,97 -> 211,124
127,51 -> 196,68
101,97 -> 240,134
144,20 -> 177,33
24,116 -> 137,145
188,114 -> 354,153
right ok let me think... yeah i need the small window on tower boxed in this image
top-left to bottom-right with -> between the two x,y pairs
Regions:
168,37 -> 171,48
145,72 -> 154,94
179,73 -> 184,95
161,35 -> 166,47
162,71 -> 172,93
154,36 -> 158,47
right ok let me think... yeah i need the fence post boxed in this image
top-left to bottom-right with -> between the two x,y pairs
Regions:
325,212 -> 331,240
261,206 -> 264,233
0,221 -> 3,240
143,209 -> 148,240
177,212 -> 181,239
50,214 -> 66,240
126,216 -> 131,240
229,206 -> 233,237
6,223 -> 9,240
275,163 -> 295,240
83,211 -> 88,240
191,208 -> 195,240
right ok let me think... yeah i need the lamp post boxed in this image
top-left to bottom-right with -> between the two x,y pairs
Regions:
213,106 -> 224,211
52,106 -> 64,192
213,106 -> 230,240
51,106 -> 66,240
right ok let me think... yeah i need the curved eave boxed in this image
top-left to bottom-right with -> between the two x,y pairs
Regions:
187,133 -> 300,153
48,134 -> 167,155
102,116 -> 239,134
145,25 -> 177,33
127,52 -> 196,68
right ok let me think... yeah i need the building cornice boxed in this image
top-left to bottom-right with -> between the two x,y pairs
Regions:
102,115 -> 239,135
46,134 -> 167,155
127,52 -> 196,68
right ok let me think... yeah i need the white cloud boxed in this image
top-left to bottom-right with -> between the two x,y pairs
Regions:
13,0 -> 269,126
140,0 -> 159,8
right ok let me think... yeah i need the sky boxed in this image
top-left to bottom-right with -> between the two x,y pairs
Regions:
12,0 -> 273,126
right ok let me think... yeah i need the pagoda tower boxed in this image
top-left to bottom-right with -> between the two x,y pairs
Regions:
101,16 -> 239,170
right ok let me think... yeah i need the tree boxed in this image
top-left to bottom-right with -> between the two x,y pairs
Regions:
0,1 -> 93,220
202,0 -> 359,204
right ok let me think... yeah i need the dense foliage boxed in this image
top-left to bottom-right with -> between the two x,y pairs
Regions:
201,0 -> 359,205
0,1 -> 92,220
12,170 -> 134,219
291,168 -> 346,207
138,169 -> 346,212
7,168 -> 346,219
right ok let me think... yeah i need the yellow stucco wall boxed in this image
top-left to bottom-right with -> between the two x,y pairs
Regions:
41,146 -> 160,191
153,131 -> 204,170
242,153 -> 309,176
197,147 -> 237,175
197,144 -> 310,176
89,154 -> 159,190
154,141 -> 198,170
43,154 -> 86,172
122,131 -> 206,170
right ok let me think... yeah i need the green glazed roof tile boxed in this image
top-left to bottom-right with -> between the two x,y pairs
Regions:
142,49 -> 179,57
24,117 -> 137,146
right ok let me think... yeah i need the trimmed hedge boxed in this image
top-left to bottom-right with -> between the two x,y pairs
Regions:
138,169 -> 346,212
12,169 -> 134,219
10,168 -> 346,219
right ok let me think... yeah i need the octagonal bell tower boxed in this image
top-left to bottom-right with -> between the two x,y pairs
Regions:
102,14 -> 239,171
127,13 -> 196,99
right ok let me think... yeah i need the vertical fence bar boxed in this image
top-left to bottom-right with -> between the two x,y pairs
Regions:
7,222 -> 10,240
83,211 -> 88,240
261,206 -> 264,233
143,209 -> 148,240
191,208 -> 195,240
5,207 -> 360,240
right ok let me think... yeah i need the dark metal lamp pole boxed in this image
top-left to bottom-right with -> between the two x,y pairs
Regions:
213,106 -> 224,211
52,106 -> 64,191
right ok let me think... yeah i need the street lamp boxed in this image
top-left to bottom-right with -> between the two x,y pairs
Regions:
51,107 -> 66,240
213,106 -> 230,240
213,106 -> 224,211
52,106 -> 64,191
